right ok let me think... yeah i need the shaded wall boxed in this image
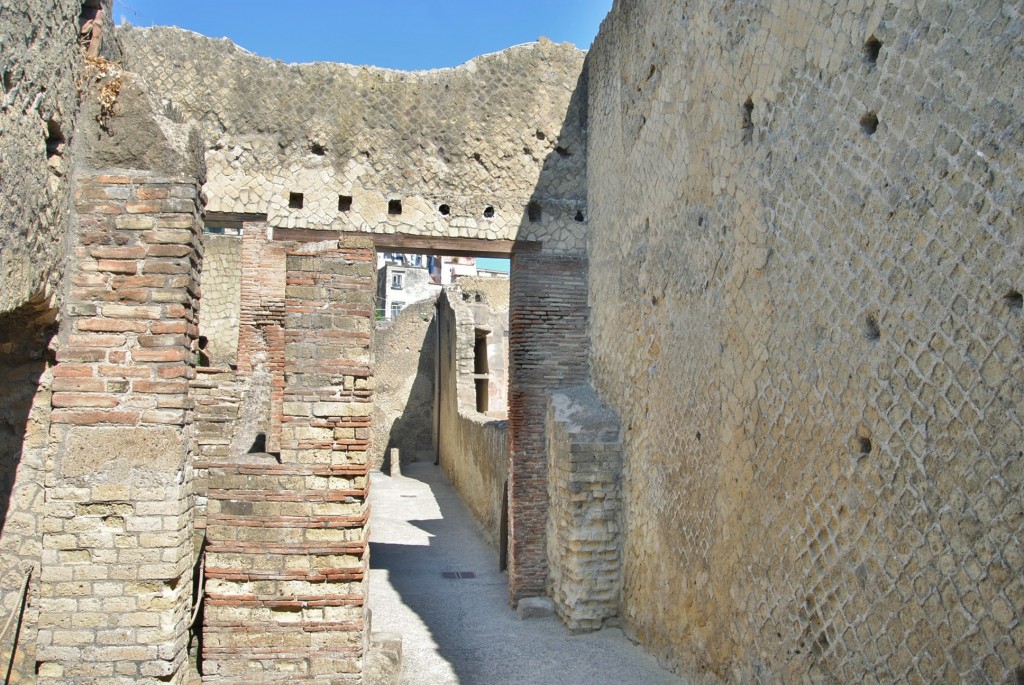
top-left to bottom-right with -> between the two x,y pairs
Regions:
0,304 -> 56,683
586,1 -> 1023,683
372,299 -> 437,470
437,285 -> 509,551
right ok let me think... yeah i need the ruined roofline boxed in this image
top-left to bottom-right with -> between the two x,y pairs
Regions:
118,24 -> 585,76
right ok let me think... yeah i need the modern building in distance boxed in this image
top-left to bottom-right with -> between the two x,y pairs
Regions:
376,253 -> 508,321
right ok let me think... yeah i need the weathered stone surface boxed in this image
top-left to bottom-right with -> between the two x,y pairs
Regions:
516,596 -> 555,620
60,426 -> 184,482
587,1 -> 1024,683
116,27 -> 589,255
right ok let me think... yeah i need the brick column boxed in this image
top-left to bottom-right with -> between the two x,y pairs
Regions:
507,254 -> 589,602
202,237 -> 375,683
39,173 -> 202,684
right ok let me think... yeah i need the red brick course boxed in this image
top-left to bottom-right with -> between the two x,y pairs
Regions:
507,254 -> 590,602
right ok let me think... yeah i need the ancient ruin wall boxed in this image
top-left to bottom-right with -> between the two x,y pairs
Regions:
0,0 -> 84,314
116,27 -> 589,255
587,1 -> 1022,683
197,233 -> 243,365
437,284 -> 510,550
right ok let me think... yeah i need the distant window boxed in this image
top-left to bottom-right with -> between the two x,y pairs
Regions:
391,272 -> 404,290
391,302 -> 405,319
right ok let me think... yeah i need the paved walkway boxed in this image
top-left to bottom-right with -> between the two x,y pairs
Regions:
367,461 -> 688,685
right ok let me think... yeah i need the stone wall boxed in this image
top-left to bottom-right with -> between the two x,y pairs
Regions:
437,286 -> 510,551
197,233 -> 243,365
0,0 -> 84,315
0,303 -> 58,683
372,299 -> 437,470
117,28 -> 588,256
546,386 -> 622,634
586,1 -> 1023,683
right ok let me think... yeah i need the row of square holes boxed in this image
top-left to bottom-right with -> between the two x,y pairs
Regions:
287,192 -> 584,223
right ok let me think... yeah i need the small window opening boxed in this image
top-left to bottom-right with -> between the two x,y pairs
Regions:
864,36 -> 882,64
338,195 -> 352,212
483,205 -> 495,219
439,204 -> 450,216
288,192 -> 304,209
391,272 -> 404,290
527,202 -> 541,223
860,112 -> 879,136
391,301 -> 405,319
574,210 -> 585,222
474,329 -> 490,413
388,199 -> 403,216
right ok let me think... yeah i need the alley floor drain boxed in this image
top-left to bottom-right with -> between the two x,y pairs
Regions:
441,571 -> 476,579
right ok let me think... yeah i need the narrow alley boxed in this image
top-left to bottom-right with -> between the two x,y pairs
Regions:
367,462 -> 688,685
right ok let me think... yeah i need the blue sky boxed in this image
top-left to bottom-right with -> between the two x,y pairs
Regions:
116,1 -> 612,70
115,1 -> 612,272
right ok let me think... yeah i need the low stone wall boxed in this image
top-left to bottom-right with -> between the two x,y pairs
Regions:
437,287 -> 509,551
546,386 -> 623,633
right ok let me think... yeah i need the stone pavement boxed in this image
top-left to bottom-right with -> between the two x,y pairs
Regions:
367,461 -> 688,685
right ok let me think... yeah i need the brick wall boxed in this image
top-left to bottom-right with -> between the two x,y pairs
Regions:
506,254 -> 589,601
39,172 -> 202,684
202,237 -> 375,683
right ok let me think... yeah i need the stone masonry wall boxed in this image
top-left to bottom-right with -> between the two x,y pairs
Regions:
372,299 -> 437,470
0,0 -> 84,315
39,171 -> 203,684
117,28 -> 588,256
197,233 -> 243,366
437,287 -> 509,551
0,303 -> 58,683
546,386 -> 622,634
587,1 -> 1023,683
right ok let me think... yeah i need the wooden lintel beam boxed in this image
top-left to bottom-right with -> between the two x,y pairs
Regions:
205,212 -> 268,230
271,227 -> 540,257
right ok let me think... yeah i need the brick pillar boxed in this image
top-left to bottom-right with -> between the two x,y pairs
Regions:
39,173 -> 202,684
507,254 -> 589,602
203,237 -> 375,683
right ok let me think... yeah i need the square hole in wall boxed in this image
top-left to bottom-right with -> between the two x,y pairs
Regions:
527,201 -> 541,223
338,195 -> 353,212
289,192 -> 304,209
388,199 -> 403,216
